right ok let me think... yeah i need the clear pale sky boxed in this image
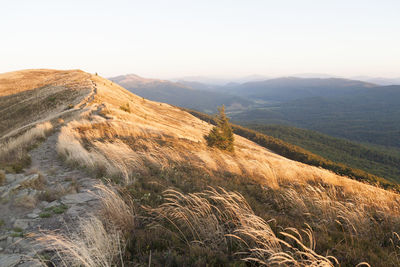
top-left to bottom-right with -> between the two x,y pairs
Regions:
1,0 -> 399,78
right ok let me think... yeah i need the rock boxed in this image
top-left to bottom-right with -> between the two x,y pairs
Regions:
18,261 -> 42,267
26,208 -> 41,219
1,183 -> 21,198
16,188 -> 40,199
7,236 -> 13,246
65,205 -> 85,217
0,173 -> 41,198
12,238 -> 31,251
26,213 -> 39,219
39,201 -> 49,207
45,200 -> 60,209
0,254 -> 23,267
13,219 -> 31,230
61,192 -> 97,205
5,174 -> 24,184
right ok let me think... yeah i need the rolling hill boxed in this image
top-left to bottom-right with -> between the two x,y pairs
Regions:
1,70 -> 400,266
110,74 -> 253,113
221,77 -> 376,101
231,85 -> 400,148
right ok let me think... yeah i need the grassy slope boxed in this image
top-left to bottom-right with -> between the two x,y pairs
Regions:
185,108 -> 399,191
241,124 -> 400,183
0,69 -> 92,139
4,70 -> 400,266
0,69 -> 92,172
55,73 -> 400,265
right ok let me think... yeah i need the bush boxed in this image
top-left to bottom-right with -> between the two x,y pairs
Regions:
204,105 -> 234,152
119,103 -> 131,113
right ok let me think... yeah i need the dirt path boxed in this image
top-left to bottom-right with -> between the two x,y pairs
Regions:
0,79 -> 102,266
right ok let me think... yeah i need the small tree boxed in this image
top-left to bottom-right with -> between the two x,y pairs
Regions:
204,105 -> 234,152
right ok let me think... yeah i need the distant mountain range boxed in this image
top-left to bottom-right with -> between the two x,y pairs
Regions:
110,74 -> 253,113
174,74 -> 400,86
219,77 -> 376,102
351,76 -> 400,85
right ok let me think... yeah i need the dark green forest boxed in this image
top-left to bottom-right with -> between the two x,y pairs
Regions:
230,85 -> 400,148
241,124 -> 400,183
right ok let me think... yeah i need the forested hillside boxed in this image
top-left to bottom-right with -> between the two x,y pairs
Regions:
242,124 -> 400,183
231,85 -> 400,148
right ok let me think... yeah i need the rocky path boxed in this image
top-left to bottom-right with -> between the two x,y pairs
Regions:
0,80 -> 102,266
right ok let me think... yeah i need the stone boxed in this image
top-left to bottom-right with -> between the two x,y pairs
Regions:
13,219 -> 31,230
26,208 -> 41,219
18,261 -> 42,267
0,173 -> 40,199
12,238 -> 31,251
45,200 -> 60,209
26,213 -> 39,219
65,205 -> 85,217
5,173 -> 24,184
39,201 -> 49,207
1,184 -> 21,198
0,254 -> 23,267
61,192 -> 97,205
6,236 -> 13,246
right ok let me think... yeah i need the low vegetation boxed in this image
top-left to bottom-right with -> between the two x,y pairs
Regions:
119,102 -> 131,113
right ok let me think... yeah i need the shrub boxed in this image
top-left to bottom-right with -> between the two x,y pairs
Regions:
204,105 -> 234,152
119,103 -> 131,113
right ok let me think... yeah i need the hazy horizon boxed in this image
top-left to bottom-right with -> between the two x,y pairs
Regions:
1,0 -> 400,78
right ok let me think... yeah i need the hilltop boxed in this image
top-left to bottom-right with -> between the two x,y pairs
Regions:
1,70 -> 400,266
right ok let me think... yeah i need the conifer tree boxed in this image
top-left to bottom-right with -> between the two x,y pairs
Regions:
204,105 -> 234,152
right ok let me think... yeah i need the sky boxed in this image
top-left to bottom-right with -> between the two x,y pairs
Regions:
1,0 -> 400,79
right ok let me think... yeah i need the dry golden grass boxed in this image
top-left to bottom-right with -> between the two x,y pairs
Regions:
39,217 -> 124,267
149,187 -> 337,266
15,194 -> 38,209
0,122 -> 53,171
95,184 -> 135,235
38,183 -> 132,267
0,69 -> 89,97
0,122 -> 53,157
0,69 -> 92,139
